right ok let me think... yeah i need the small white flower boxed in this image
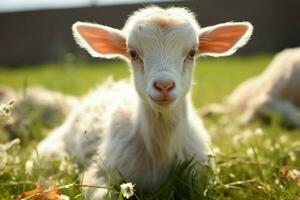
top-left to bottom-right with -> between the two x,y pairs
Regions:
59,157 -> 79,175
229,173 -> 236,178
279,135 -> 289,142
264,139 -> 273,151
212,147 -> 220,155
246,147 -> 255,158
288,169 -> 300,180
254,128 -> 263,136
274,142 -> 280,149
242,129 -> 252,139
59,159 -> 68,172
289,152 -> 296,161
14,156 -> 20,164
0,100 -> 15,125
233,129 -> 253,145
120,182 -> 135,199
25,160 -> 34,175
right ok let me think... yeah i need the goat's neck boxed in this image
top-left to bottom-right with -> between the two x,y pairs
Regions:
136,98 -> 188,166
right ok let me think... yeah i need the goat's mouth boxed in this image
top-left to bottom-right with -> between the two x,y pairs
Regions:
149,96 -> 176,107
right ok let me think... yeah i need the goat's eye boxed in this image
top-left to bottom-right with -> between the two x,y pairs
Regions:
188,49 -> 196,59
129,49 -> 139,60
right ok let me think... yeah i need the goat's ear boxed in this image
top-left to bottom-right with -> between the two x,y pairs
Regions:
72,22 -> 129,59
198,22 -> 253,57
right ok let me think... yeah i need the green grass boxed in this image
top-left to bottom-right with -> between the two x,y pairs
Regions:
0,54 -> 299,199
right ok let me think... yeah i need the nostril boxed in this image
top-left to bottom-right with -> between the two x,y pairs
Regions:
154,81 -> 175,93
166,82 -> 175,92
154,81 -> 163,92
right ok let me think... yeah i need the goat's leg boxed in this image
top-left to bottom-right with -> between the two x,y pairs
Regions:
32,125 -> 68,161
200,103 -> 228,117
83,162 -> 109,200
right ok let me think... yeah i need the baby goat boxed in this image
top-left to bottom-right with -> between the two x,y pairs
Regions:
36,6 -> 253,198
0,86 -> 78,139
202,47 -> 300,128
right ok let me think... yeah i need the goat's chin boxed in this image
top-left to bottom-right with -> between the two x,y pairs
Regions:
148,98 -> 177,112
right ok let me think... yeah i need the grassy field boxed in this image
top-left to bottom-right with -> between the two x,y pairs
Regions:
0,54 -> 299,199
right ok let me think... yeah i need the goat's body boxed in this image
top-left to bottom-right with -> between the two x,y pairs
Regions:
36,79 -> 210,198
273,50 -> 300,106
229,48 -> 300,107
0,86 -> 78,139
0,86 -> 78,117
35,6 -> 254,199
204,48 -> 300,128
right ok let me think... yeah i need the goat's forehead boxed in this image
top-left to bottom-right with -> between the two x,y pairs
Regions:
127,23 -> 198,50
124,7 -> 200,53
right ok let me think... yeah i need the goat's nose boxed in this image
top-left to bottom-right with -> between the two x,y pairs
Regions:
154,80 -> 175,93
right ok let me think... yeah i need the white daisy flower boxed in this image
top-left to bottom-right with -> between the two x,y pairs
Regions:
288,169 -> 300,180
120,182 -> 135,199
254,128 -> 263,135
0,100 -> 15,124
246,147 -> 255,158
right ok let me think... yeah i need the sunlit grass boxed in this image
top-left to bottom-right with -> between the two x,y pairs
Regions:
0,54 -> 299,199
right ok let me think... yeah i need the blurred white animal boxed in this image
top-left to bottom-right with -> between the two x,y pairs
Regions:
0,86 -> 78,138
202,47 -> 300,128
35,6 -> 253,199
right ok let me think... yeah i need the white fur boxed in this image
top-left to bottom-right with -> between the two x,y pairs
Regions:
203,47 -> 300,128
35,6 -> 252,199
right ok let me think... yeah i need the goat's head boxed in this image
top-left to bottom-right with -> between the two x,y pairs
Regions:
72,6 -> 253,111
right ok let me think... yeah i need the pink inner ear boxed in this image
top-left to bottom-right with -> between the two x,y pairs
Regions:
77,25 -> 128,57
199,25 -> 248,54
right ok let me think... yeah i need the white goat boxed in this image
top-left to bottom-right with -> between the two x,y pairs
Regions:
0,86 -> 78,116
35,6 -> 253,198
202,47 -> 300,128
0,86 -> 78,138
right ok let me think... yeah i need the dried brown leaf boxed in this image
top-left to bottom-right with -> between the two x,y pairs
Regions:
15,187 -> 60,200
